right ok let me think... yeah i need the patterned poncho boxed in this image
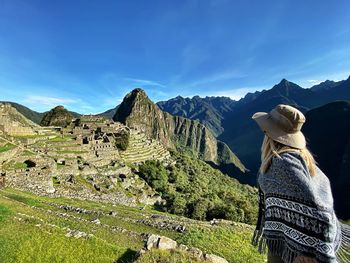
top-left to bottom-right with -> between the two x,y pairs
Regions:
252,151 -> 350,263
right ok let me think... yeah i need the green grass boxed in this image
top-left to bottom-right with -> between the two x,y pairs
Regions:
177,226 -> 265,263
0,204 -> 12,222
0,218 -> 132,263
57,163 -> 66,169
0,188 -> 266,263
14,134 -> 49,139
0,143 -> 16,153
52,176 -> 60,186
22,150 -> 35,156
136,249 -> 211,263
2,160 -> 28,170
48,136 -> 74,142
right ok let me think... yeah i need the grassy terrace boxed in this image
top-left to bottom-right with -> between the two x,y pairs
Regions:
0,188 -> 265,263
0,143 -> 16,153
2,160 -> 28,170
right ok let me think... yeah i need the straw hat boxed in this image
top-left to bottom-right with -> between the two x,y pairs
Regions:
251,104 -> 306,149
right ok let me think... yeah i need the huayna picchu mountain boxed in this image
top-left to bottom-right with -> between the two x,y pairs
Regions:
40,105 -> 74,127
113,88 -> 246,173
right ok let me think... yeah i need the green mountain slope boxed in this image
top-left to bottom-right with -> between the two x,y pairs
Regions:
40,106 -> 74,127
139,152 -> 257,224
157,96 -> 235,137
97,105 -> 119,119
0,101 -> 44,124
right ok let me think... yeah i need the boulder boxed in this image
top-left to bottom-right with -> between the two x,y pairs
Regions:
188,247 -> 203,260
204,254 -> 229,263
157,236 -> 177,250
92,218 -> 101,225
146,234 -> 160,250
178,244 -> 188,251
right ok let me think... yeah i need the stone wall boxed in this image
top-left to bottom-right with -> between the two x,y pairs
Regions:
5,167 -> 56,194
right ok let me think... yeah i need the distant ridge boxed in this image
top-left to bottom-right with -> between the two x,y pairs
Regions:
157,96 -> 236,137
97,106 -> 119,120
0,101 -> 44,124
0,101 -> 81,125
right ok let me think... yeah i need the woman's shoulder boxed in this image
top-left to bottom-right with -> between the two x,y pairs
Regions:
271,151 -> 310,176
259,151 -> 316,204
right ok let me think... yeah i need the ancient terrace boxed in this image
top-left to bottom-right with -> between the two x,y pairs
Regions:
0,105 -> 171,205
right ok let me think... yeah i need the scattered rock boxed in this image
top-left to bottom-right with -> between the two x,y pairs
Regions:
178,244 -> 188,251
188,247 -> 203,260
65,229 -> 89,239
204,254 -> 229,263
157,236 -> 177,250
210,218 -> 221,225
91,218 -> 101,225
109,211 -> 117,216
146,234 -> 160,250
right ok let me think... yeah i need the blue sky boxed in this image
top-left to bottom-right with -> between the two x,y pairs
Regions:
0,0 -> 350,113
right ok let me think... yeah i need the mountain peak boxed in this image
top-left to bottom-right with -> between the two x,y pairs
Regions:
40,105 -> 73,127
129,88 -> 148,98
54,105 -> 66,110
271,78 -> 302,91
131,87 -> 146,93
279,78 -> 289,85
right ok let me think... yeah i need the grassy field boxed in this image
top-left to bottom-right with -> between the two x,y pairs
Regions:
0,188 -> 265,263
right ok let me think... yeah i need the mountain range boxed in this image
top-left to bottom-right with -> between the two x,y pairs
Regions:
158,76 -> 350,184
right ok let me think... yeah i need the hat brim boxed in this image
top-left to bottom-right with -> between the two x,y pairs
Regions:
252,112 -> 306,149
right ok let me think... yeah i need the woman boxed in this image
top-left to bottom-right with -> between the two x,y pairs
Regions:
251,104 -> 349,263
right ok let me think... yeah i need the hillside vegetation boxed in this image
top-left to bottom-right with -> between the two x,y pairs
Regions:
40,106 -> 74,127
139,152 -> 258,224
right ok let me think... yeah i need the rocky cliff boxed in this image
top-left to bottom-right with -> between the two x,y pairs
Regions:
113,89 -> 246,172
40,106 -> 74,127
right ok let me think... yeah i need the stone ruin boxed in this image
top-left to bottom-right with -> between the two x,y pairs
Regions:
0,112 -> 171,206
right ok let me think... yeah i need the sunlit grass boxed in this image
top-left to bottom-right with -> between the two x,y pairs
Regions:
0,188 -> 266,263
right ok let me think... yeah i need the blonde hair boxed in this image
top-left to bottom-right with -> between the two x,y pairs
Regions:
259,135 -> 317,176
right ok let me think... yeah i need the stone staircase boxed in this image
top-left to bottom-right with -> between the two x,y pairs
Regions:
120,131 -> 170,163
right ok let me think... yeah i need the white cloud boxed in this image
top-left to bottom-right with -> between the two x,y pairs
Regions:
123,78 -> 165,87
24,95 -> 77,106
